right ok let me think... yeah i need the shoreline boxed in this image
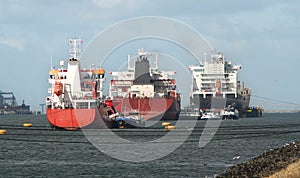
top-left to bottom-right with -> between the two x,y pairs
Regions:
269,159 -> 300,177
217,141 -> 300,177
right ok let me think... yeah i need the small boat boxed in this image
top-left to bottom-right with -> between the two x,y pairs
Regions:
115,110 -> 145,128
221,106 -> 239,120
245,106 -> 263,117
199,110 -> 221,120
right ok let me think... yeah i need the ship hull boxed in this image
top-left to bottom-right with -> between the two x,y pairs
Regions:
113,97 -> 180,121
191,94 -> 250,117
161,97 -> 181,120
46,107 -> 117,130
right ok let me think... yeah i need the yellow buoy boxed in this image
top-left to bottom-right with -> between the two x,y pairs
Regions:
165,125 -> 175,131
162,122 -> 171,127
23,123 -> 32,127
0,129 -> 7,134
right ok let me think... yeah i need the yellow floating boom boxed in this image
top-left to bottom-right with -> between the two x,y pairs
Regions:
23,123 -> 32,127
162,122 -> 171,127
165,125 -> 175,131
0,129 -> 7,134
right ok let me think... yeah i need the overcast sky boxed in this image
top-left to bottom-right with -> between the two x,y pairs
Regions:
1,0 -> 300,111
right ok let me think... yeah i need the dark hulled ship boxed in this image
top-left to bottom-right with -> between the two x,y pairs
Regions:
189,52 -> 253,117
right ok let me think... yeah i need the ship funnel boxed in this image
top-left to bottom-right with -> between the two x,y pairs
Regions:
133,49 -> 151,84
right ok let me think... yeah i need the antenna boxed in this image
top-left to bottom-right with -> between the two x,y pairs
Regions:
50,55 -> 53,69
155,53 -> 158,69
69,38 -> 83,59
50,48 -> 54,69
128,55 -> 131,70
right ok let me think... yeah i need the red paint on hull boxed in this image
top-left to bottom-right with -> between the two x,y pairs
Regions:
46,108 -> 96,130
113,97 -> 175,121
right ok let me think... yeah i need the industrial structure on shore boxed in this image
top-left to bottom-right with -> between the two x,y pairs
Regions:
0,91 -> 31,114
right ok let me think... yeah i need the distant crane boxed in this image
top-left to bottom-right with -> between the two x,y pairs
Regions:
0,91 -> 18,107
39,104 -> 46,114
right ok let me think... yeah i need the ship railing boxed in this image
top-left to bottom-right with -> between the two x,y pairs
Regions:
72,99 -> 97,109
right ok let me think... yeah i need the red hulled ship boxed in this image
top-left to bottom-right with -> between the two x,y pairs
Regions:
46,38 -> 118,130
109,49 -> 181,121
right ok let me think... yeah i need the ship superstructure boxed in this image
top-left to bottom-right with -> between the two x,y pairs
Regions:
109,49 -> 181,120
189,52 -> 251,117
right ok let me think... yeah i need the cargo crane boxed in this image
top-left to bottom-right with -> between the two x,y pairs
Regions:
0,91 -> 18,108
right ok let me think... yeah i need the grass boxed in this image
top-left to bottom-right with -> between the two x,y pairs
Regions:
268,159 -> 300,178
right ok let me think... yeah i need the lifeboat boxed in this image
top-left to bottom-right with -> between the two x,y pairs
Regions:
54,80 -> 63,96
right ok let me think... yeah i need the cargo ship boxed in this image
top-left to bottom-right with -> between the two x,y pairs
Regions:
0,91 -> 31,115
189,51 -> 253,117
46,38 -> 118,130
109,49 -> 181,121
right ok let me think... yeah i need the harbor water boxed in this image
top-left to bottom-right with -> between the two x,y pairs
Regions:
0,113 -> 300,177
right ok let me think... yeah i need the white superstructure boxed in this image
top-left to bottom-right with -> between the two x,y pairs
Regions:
46,38 -> 106,109
189,51 -> 251,117
189,52 -> 242,99
109,49 -> 177,99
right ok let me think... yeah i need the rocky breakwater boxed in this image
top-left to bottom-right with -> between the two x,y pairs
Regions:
217,141 -> 300,177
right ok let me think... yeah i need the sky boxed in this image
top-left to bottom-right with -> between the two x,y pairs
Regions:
0,0 -> 300,111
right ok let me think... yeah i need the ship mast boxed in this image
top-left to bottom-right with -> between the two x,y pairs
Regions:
154,53 -> 159,70
69,38 -> 83,60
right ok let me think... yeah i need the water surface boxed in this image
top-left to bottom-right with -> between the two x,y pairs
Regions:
0,113 -> 299,177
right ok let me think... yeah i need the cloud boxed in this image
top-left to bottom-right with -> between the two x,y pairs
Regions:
92,0 -> 121,8
0,37 -> 25,50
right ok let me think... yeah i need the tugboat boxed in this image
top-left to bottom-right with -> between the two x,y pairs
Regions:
46,38 -> 118,130
221,106 -> 239,120
115,110 -> 145,128
199,109 -> 221,120
245,106 -> 263,117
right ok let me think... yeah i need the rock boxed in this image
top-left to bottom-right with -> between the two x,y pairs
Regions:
217,141 -> 300,177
